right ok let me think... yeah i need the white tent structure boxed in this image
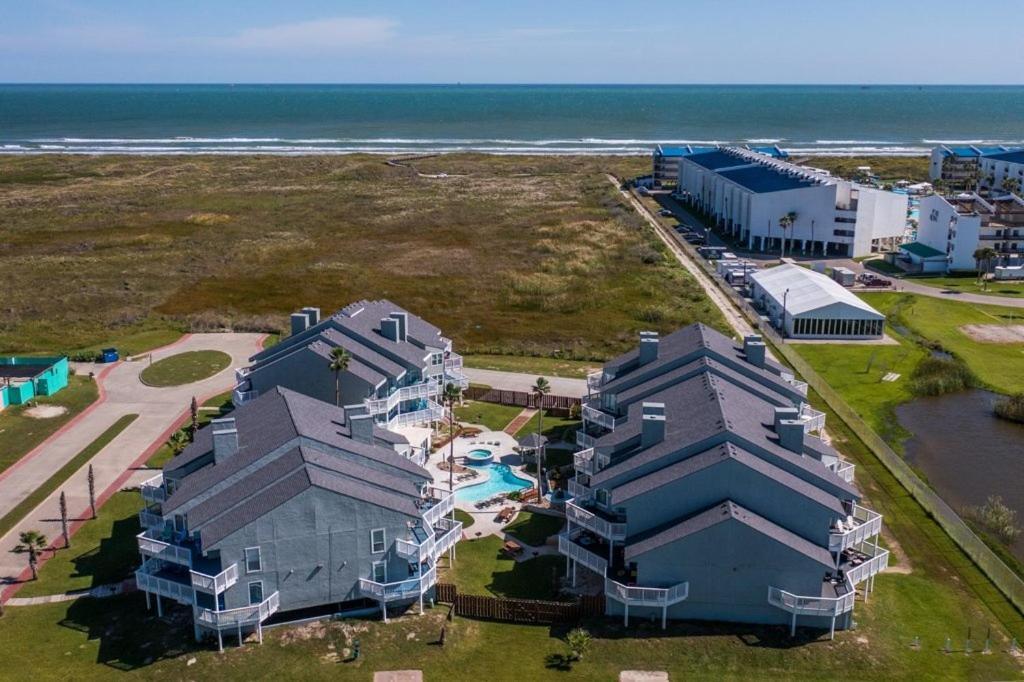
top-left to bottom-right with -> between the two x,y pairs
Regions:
749,264 -> 885,339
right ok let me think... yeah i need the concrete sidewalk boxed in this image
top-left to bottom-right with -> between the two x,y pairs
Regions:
836,258 -> 1024,308
0,333 -> 263,599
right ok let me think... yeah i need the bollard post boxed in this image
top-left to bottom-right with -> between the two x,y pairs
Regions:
944,636 -> 951,654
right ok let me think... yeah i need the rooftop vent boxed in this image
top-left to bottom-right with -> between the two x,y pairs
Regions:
743,335 -> 766,368
640,402 -> 666,448
349,413 -> 375,445
389,312 -> 409,342
638,331 -> 660,366
291,312 -> 310,336
211,417 -> 239,464
301,306 -> 321,326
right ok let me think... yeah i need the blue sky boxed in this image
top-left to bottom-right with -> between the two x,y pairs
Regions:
2,0 -> 1022,84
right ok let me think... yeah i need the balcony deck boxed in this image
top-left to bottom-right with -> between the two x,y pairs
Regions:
828,504 -> 882,553
565,499 -> 627,541
135,559 -> 195,605
137,528 -> 194,568
358,564 -> 438,603
195,592 -> 280,631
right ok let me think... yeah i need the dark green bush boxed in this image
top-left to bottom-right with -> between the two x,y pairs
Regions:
994,393 -> 1024,424
908,356 -> 976,396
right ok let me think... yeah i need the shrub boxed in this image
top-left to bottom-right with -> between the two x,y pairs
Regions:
967,496 -> 1022,545
994,393 -> 1024,424
908,356 -> 976,396
566,628 -> 592,661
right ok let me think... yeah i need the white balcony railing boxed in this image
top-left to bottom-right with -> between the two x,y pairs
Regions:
844,544 -> 890,586
432,517 -> 463,560
443,354 -> 463,373
233,387 -> 258,406
576,431 -> 596,449
828,504 -> 883,553
138,510 -> 164,530
358,564 -> 437,602
605,577 -> 689,607
799,403 -> 826,434
587,370 -> 604,392
137,529 -> 192,567
567,476 -> 589,499
786,377 -> 809,396
558,530 -> 609,576
421,487 -> 455,528
767,585 -> 855,617
573,448 -> 597,475
581,403 -> 619,431
565,500 -> 627,541
195,592 -> 280,630
190,563 -> 239,594
234,367 -> 250,384
388,402 -> 445,429
140,473 -> 166,504
830,459 -> 856,483
135,562 -> 195,605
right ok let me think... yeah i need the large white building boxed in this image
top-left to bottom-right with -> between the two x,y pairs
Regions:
915,193 -> 1024,272
929,145 -> 1017,190
676,147 -> 908,258
749,264 -> 885,339
979,149 -> 1024,195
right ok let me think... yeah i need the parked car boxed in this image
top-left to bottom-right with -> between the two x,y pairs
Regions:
684,234 -> 706,245
675,224 -> 690,233
658,208 -> 673,217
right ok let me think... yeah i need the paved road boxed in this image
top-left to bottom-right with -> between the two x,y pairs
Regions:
463,368 -> 588,397
0,333 -> 263,598
836,258 -> 1024,308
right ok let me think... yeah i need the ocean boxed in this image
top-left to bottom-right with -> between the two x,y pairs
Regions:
2,84 -> 1024,156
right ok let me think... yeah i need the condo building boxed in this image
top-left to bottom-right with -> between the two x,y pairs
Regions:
676,147 -> 907,257
233,300 -> 468,434
915,192 -> 1024,272
929,145 -> 1018,191
652,144 -> 787,187
135,387 -> 460,650
561,324 -> 886,636
978,149 -> 1024,195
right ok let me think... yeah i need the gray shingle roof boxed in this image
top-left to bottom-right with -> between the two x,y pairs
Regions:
625,500 -> 835,567
164,387 -> 427,512
611,442 -> 845,515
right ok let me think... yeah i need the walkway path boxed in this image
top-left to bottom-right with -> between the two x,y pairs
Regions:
503,408 -> 537,436
837,258 -> 1024,308
463,368 -> 587,397
0,333 -> 264,600
4,579 -> 129,605
609,176 -> 756,338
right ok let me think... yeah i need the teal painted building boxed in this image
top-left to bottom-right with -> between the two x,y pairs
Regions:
0,356 -> 70,409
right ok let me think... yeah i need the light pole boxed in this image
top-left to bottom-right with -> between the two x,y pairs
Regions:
782,288 -> 790,341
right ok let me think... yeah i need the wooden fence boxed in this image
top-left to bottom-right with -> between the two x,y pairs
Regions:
463,386 -> 580,416
435,583 -> 603,624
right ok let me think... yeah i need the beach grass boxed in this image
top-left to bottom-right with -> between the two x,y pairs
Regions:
802,156 -> 931,183
0,154 -> 726,363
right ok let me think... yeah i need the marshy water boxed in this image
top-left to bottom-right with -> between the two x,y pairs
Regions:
896,389 -> 1024,559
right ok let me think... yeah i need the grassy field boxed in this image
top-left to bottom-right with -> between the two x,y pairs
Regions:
463,354 -> 599,378
0,154 -> 725,362
0,414 -> 138,541
138,350 -> 231,387
0,375 -> 99,475
802,156 -> 931,183
504,511 -> 564,547
512,410 -> 580,444
16,492 -> 143,597
453,401 -> 523,431
794,292 -> 1024,446
445,534 -> 563,600
910,275 -> 1024,298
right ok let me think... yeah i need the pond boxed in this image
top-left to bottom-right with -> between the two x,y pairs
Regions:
896,389 -> 1024,560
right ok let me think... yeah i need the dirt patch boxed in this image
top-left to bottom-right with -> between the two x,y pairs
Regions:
960,324 -> 1024,344
23,405 -> 68,419
880,529 -> 913,574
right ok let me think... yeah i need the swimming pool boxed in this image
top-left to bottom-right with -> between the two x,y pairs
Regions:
465,447 -> 494,464
455,463 -> 532,503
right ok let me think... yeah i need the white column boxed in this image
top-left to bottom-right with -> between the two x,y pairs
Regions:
790,611 -> 797,637
624,603 -> 629,627
237,623 -> 242,647
381,600 -> 388,623
419,592 -> 424,615
830,614 -> 836,640
156,594 -> 163,617
217,629 -> 224,653
145,590 -> 150,610
662,605 -> 667,630
258,621 -> 263,644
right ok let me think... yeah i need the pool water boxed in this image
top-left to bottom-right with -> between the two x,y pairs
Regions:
466,448 -> 493,462
455,463 -> 532,503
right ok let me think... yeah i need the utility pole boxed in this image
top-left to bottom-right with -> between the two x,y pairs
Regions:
60,491 -> 70,549
88,464 -> 97,519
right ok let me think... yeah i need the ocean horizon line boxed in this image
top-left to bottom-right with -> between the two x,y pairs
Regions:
3,82 -> 1024,88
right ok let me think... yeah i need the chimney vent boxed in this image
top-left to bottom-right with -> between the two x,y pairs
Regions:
389,312 -> 409,342
349,414 -> 375,445
212,417 -> 239,464
301,306 -> 321,326
638,331 -> 660,365
290,312 -> 310,336
640,402 -> 666,448
743,335 -> 766,368
777,419 -> 805,454
380,317 -> 400,342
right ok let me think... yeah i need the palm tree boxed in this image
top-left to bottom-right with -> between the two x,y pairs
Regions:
15,530 -> 48,581
1002,177 -> 1021,195
443,382 -> 462,496
973,246 -> 998,289
779,212 -> 797,259
328,347 -> 351,407
168,429 -> 190,457
531,377 -> 551,496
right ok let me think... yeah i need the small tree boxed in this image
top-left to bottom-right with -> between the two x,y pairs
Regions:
59,491 -> 70,549
15,531 -> 48,581
168,429 -> 190,457
443,382 -> 463,496
189,396 -> 199,441
566,628 -> 592,661
1002,176 -> 1021,195
328,347 -> 351,407
979,496 -> 1021,545
87,464 -> 97,519
972,246 -> 997,289
779,212 -> 797,259
532,377 -> 551,495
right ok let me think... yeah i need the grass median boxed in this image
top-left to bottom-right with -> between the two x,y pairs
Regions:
0,414 -> 138,541
138,350 -> 232,387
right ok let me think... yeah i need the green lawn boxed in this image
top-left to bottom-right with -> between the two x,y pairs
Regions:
445,535 -> 563,600
146,392 -> 235,469
794,292 -> 1024,446
453,401 -> 524,432
138,350 -> 232,387
0,375 -> 99,475
463,354 -> 599,379
454,508 -> 475,529
909,275 -> 1024,299
0,414 -> 138,541
513,410 -> 580,444
504,512 -> 564,547
16,492 -> 143,597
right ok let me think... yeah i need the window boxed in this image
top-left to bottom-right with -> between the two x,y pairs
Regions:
596,489 -> 610,506
248,581 -> 264,605
370,528 -> 386,554
244,546 -> 262,573
174,514 -> 186,533
372,560 -> 387,583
